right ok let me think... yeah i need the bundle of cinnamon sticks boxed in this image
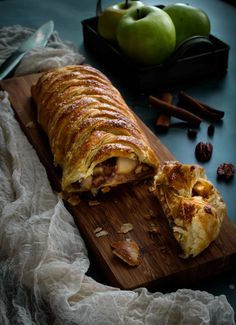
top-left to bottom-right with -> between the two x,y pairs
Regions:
148,91 -> 225,132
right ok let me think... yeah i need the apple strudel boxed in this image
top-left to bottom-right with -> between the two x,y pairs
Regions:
31,65 -> 159,203
152,161 -> 226,258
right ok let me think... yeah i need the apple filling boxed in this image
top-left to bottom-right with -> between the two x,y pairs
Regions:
71,157 -> 154,194
192,180 -> 213,199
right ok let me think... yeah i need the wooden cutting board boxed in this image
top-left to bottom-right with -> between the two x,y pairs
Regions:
1,74 -> 236,290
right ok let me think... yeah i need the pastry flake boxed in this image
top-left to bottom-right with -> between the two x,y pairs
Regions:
117,223 -> 133,234
31,65 -> 159,203
111,239 -> 141,266
153,161 -> 226,258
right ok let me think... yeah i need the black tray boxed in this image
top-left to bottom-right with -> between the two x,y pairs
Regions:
81,16 -> 230,91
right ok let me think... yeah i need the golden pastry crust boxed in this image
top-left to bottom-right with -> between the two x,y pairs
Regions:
31,65 -> 159,201
111,240 -> 141,266
153,161 -> 226,258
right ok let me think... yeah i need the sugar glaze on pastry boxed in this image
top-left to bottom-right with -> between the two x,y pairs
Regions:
31,65 -> 159,202
153,161 -> 226,258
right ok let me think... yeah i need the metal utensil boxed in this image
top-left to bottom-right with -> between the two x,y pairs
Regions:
0,20 -> 54,80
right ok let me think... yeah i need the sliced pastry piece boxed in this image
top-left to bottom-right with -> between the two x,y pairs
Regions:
111,240 -> 141,266
152,161 -> 226,258
31,65 -> 159,203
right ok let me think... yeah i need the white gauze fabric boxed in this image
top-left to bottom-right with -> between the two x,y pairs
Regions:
0,25 -> 85,76
0,26 -> 235,325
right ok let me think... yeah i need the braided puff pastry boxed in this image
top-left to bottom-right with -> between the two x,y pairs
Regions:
153,161 -> 226,258
31,65 -> 159,203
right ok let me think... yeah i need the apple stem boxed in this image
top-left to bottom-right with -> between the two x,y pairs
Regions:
136,8 -> 140,19
125,0 -> 128,9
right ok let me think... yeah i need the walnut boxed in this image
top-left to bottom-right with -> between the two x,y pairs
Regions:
217,163 -> 235,181
195,142 -> 213,162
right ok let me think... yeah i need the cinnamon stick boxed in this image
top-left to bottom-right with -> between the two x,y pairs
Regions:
178,91 -> 224,121
155,92 -> 172,132
148,95 -> 202,126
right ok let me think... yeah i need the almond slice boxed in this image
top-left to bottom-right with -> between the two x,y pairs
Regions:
94,227 -> 103,233
95,230 -> 109,238
117,223 -> 133,234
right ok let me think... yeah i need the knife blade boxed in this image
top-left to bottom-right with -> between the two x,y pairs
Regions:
0,20 -> 54,80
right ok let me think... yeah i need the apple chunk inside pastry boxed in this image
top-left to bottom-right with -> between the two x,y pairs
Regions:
69,156 -> 154,195
152,161 -> 226,258
31,65 -> 159,203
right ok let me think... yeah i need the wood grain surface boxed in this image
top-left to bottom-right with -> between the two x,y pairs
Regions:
1,74 -> 236,290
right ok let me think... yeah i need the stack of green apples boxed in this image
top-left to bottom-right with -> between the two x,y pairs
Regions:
98,1 -> 211,66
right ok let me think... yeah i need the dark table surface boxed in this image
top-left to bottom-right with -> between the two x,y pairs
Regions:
1,0 -> 236,315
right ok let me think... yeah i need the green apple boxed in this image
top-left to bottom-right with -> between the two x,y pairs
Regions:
98,0 -> 144,42
164,3 -> 211,47
117,6 -> 176,66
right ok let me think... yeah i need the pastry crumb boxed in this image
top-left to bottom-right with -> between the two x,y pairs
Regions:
88,200 -> 101,206
101,186 -> 110,193
26,121 -> 35,129
94,227 -> 103,233
67,194 -> 80,206
118,223 -> 133,234
143,209 -> 156,220
146,224 -> 160,234
95,230 -> 109,237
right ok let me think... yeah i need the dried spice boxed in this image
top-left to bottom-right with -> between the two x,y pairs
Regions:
149,95 -> 202,125
178,91 -> 225,121
195,142 -> 213,162
207,124 -> 215,136
187,128 -> 198,139
155,92 -> 172,132
217,163 -> 235,181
